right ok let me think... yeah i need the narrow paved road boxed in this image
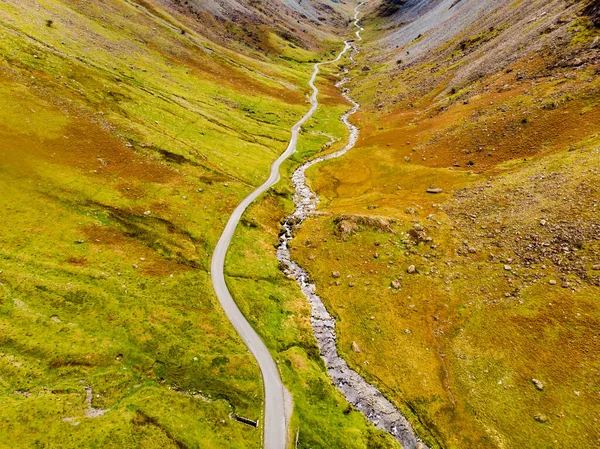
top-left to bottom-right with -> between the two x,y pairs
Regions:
210,4 -> 364,448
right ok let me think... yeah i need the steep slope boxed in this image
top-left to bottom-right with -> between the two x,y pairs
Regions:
0,1 -> 398,448
288,0 -> 600,448
130,0 -> 350,55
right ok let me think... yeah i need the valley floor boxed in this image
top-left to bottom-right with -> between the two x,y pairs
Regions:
1,0 -> 599,448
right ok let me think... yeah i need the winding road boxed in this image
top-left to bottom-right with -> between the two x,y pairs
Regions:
210,4 -> 365,448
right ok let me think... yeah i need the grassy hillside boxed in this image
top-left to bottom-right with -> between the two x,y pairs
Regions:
286,0 -> 600,448
3,0 -> 598,447
0,0 -> 397,447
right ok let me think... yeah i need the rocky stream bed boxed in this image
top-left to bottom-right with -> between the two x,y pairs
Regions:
276,3 -> 427,448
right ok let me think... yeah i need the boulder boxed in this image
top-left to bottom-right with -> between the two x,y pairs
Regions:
531,379 -> 544,391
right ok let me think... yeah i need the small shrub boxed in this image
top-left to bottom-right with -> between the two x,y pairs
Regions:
46,19 -> 53,28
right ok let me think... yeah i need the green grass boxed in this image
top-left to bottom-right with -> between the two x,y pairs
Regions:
0,162 -> 263,448
0,0 -> 398,446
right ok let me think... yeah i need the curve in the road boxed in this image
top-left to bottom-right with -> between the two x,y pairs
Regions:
210,8 -> 359,449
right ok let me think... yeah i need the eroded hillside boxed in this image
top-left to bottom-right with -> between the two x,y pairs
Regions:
129,0 -> 350,54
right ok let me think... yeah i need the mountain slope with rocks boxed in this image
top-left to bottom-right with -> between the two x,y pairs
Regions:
131,0 -> 351,54
287,0 -> 600,447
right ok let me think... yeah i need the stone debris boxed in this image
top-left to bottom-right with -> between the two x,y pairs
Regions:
531,379 -> 544,391
84,386 -> 109,418
426,187 -> 443,194
62,417 -> 80,426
